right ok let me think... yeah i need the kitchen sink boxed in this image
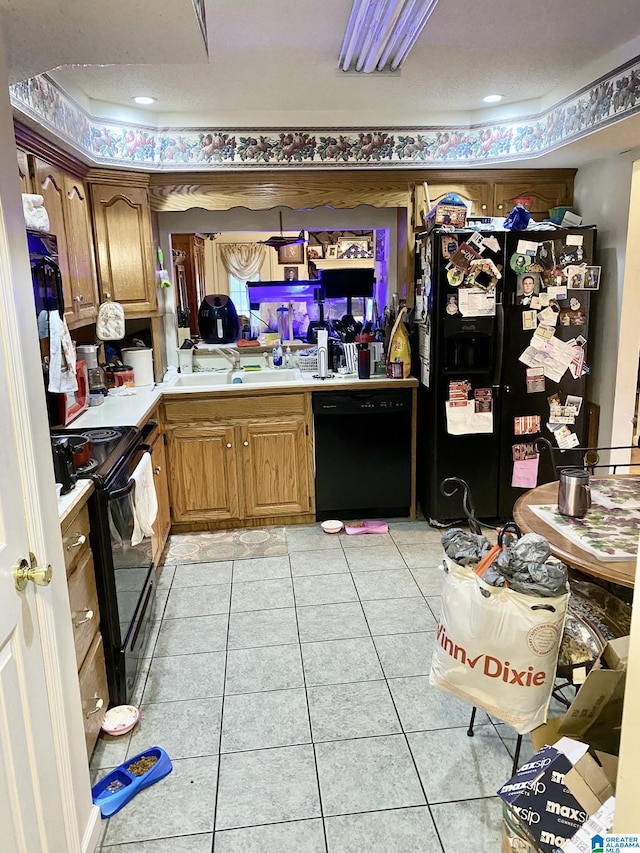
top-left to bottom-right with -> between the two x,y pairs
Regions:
172,372 -> 231,387
229,368 -> 302,384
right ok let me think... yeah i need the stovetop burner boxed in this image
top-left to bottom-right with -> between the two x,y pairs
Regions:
82,428 -> 121,442
51,425 -> 140,487
75,458 -> 98,476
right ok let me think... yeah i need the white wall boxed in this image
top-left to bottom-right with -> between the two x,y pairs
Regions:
573,148 -> 640,448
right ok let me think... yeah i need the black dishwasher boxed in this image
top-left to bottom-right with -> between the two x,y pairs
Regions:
313,389 -> 412,520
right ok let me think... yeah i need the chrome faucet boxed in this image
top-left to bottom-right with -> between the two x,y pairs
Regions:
219,346 -> 240,370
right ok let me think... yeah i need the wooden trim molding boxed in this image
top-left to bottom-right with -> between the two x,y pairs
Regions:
147,168 -> 575,213
14,121 -> 88,179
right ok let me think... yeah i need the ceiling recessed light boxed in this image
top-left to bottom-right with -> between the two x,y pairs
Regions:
483,94 -> 504,104
133,96 -> 156,105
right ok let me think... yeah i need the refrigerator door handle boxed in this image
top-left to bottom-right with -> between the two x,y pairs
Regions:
492,302 -> 505,389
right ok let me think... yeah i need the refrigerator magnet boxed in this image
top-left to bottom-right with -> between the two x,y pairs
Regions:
510,253 -> 531,274
441,235 -> 459,259
565,264 -> 587,289
466,257 -> 501,290
526,367 -> 545,393
584,266 -> 601,289
449,242 -> 482,272
514,415 -> 541,435
482,235 -> 501,254
536,241 -> 555,269
512,442 -> 538,461
447,267 -> 465,287
516,272 -> 541,305
445,295 -> 459,315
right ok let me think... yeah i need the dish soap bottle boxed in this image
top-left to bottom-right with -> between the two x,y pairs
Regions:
284,345 -> 292,367
272,343 -> 283,368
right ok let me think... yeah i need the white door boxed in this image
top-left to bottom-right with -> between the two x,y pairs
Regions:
0,198 -> 70,851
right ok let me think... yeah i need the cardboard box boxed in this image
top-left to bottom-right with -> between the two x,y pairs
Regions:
425,201 -> 467,230
558,637 -> 628,756
498,738 -> 615,853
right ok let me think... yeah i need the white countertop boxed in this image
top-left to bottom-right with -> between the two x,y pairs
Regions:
71,383 -> 165,429
67,371 -> 417,431
57,478 -> 94,524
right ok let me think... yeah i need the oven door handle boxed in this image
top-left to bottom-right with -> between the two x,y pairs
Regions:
107,446 -> 153,500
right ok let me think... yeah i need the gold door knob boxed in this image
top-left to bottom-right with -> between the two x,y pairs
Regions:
14,554 -> 52,591
86,695 -> 104,717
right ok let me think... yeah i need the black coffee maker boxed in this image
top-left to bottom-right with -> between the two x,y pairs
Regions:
197,295 -> 240,343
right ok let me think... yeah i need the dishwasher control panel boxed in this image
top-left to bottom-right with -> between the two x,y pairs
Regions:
312,389 -> 412,415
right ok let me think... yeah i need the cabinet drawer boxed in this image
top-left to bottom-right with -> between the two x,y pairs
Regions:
79,633 -> 109,759
67,548 -> 100,669
61,504 -> 91,575
164,392 -> 307,425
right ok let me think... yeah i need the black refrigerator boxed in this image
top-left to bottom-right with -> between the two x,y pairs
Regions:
413,225 -> 597,523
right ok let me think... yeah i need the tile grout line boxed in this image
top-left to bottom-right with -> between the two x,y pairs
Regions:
210,558 -> 234,850
289,553 -> 330,853
345,540 -> 447,853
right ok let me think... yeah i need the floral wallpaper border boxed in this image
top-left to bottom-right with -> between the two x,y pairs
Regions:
9,56 -> 640,170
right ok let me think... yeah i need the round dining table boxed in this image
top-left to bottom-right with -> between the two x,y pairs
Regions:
513,478 -> 638,588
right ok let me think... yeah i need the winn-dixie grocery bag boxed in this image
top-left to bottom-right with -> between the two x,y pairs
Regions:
429,557 -> 568,734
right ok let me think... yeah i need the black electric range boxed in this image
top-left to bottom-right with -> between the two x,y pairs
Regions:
52,424 -> 157,706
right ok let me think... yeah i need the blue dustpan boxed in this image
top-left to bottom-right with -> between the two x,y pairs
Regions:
92,746 -> 173,818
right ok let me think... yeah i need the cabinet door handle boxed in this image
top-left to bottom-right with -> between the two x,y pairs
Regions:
154,466 -> 161,475
497,203 -> 504,210
86,695 -> 104,717
73,294 -> 84,302
67,534 -> 86,550
75,608 -> 93,628
104,292 -> 112,299
243,441 -> 249,447
481,204 -> 487,210
226,442 -> 232,449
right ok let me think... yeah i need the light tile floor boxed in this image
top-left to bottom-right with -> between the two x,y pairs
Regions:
94,521 -> 521,852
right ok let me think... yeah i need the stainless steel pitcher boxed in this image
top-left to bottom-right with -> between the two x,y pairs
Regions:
558,468 -> 591,518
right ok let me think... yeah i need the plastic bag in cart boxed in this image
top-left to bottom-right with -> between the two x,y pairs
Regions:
429,557 -> 569,734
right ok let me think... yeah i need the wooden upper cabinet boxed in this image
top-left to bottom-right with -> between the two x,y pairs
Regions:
492,177 -> 573,220
17,149 -> 31,193
426,182 -> 492,218
63,175 -> 100,326
89,182 -> 158,316
32,158 -> 73,324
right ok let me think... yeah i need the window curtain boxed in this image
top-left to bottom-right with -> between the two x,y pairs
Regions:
219,243 -> 265,281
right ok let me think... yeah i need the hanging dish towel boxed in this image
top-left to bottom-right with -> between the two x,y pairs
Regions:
130,452 -> 158,547
48,310 -> 78,393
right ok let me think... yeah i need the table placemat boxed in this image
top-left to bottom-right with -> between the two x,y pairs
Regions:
589,476 -> 640,510
530,502 -> 640,561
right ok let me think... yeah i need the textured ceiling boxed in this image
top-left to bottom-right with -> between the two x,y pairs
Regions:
3,0 -> 640,164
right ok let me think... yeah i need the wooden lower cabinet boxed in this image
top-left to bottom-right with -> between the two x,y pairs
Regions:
150,430 -> 171,565
241,419 -> 311,517
62,498 -> 108,758
78,634 -> 109,758
164,395 -> 313,526
167,425 -> 240,522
